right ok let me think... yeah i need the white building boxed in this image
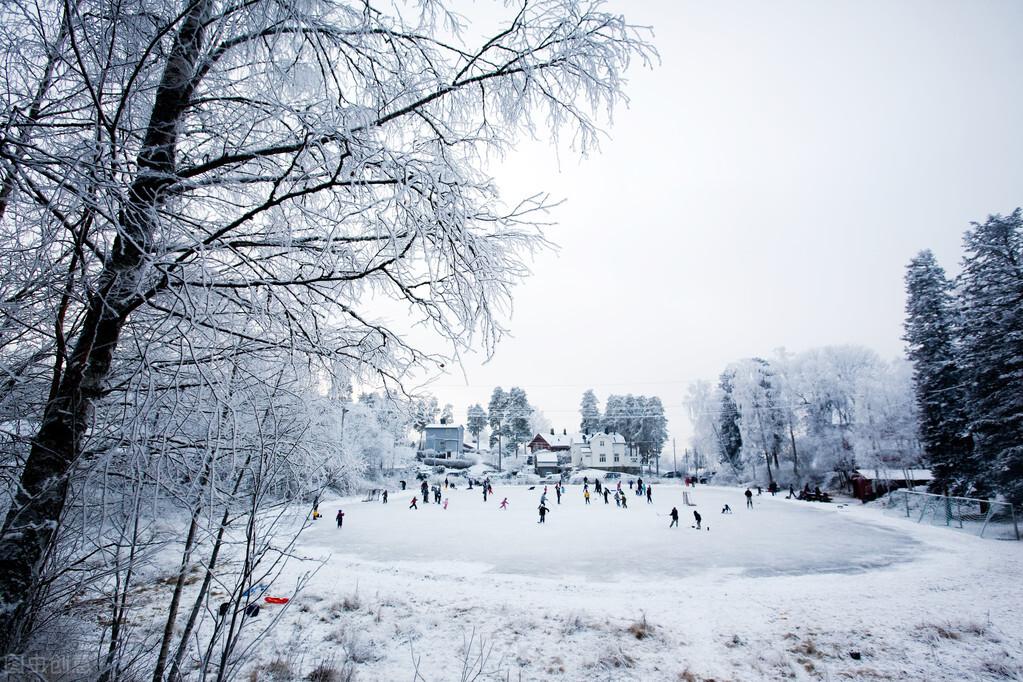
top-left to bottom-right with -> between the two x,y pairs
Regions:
573,432 -> 640,473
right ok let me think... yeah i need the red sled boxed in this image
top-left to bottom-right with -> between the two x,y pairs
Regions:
263,596 -> 289,605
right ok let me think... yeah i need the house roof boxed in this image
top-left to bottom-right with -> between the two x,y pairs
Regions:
426,423 -> 462,430
854,468 -> 933,482
533,450 -> 559,464
590,432 -> 626,444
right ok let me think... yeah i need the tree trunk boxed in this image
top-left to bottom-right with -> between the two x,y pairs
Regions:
0,0 -> 211,655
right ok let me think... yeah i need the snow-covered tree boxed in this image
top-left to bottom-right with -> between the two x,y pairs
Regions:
412,397 -> 439,450
488,387 -> 509,450
440,403 -> 455,425
638,396 -> 668,463
903,250 -> 972,492
466,404 -> 487,451
684,380 -> 720,473
506,387 -> 534,452
529,409 -> 553,437
580,389 -> 602,434
958,210 -> 1023,502
0,0 -> 653,655
717,371 -> 744,476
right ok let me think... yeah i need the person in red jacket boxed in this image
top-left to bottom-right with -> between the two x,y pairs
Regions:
335,509 -> 344,528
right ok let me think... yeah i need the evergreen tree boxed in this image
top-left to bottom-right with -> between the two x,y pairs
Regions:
903,249 -> 972,493
717,371 -> 744,475
488,387 -> 509,449
580,389 -> 601,434
467,404 -> 488,450
506,387 -> 534,451
440,403 -> 454,425
412,396 -> 439,450
639,396 -> 668,462
601,394 -> 626,435
958,210 -> 1023,503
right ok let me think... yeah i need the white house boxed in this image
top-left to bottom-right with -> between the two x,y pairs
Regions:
574,432 -> 640,473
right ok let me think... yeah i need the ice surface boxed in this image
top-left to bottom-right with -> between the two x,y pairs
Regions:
315,485 -> 919,580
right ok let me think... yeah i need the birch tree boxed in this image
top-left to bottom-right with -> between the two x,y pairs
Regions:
0,0 -> 654,658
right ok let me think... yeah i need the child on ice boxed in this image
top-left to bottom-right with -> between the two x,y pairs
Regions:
499,498 -> 509,510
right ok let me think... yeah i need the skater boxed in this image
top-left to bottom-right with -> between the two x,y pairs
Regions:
756,485 -> 762,496
499,497 -> 509,510
443,498 -> 449,510
646,486 -> 653,504
603,488 -> 610,505
745,488 -> 753,508
621,494 -> 628,509
421,480 -> 429,504
769,481 -> 778,496
444,477 -> 449,490
595,479 -> 602,494
540,492 -> 547,506
788,485 -> 796,499
584,489 -> 591,505
434,486 -> 441,504
335,509 -> 344,528
628,480 -> 634,491
483,486 -> 488,503
538,503 -> 550,524
669,507 -> 679,528
382,490 -> 388,504
409,497 -> 418,510
399,479 -> 406,490
693,510 -> 702,529
556,486 -> 562,504
614,491 -> 621,508
721,504 -> 732,514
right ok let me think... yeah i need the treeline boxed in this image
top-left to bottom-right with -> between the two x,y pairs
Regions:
686,347 -> 919,486
580,390 -> 669,461
904,209 -> 1023,504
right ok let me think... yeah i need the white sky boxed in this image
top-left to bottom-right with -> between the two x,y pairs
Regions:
413,0 -> 1023,448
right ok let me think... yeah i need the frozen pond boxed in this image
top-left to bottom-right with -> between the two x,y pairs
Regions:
311,483 -> 919,581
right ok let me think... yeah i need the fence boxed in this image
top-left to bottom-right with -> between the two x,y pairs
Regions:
882,489 -> 1020,540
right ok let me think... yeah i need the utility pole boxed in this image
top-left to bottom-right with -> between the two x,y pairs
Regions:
672,438 -> 677,475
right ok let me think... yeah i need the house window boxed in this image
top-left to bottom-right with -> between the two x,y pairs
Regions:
631,456 -> 638,463
599,453 -> 606,463
599,441 -> 605,447
614,453 -> 620,462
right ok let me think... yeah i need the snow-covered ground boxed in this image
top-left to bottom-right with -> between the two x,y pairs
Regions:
246,483 -> 1023,681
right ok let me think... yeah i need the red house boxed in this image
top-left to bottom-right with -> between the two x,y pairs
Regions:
528,430 -> 573,454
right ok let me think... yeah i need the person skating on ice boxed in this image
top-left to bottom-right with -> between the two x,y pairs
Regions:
693,510 -> 702,529
409,497 -> 418,510
335,509 -> 344,528
745,488 -> 753,509
537,503 -> 550,523
669,507 -> 679,528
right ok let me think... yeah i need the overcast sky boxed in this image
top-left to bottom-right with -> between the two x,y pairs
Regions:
418,0 -> 1023,449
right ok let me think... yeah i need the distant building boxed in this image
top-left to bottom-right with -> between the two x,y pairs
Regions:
574,432 -> 640,474
533,450 -> 561,476
423,424 -> 465,458
528,430 -> 574,453
850,468 -> 933,501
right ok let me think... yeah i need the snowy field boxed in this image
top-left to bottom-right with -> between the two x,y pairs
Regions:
248,483 -> 1023,681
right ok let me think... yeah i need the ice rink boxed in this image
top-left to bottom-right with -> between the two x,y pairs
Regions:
314,483 -> 919,580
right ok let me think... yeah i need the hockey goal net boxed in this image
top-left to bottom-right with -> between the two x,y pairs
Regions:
882,489 -> 1020,540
